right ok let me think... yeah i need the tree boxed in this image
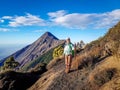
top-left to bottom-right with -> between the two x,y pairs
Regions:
4,56 -> 19,69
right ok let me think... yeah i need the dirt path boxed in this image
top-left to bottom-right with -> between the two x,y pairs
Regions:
28,58 -> 92,90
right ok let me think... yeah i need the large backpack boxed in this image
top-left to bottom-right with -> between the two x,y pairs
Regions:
68,44 -> 74,57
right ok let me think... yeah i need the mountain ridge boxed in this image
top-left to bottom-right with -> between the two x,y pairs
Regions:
0,32 -> 65,67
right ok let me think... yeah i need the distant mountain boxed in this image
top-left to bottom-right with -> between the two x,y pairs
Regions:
0,32 -> 65,67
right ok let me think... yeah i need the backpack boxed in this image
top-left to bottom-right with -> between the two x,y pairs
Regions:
68,44 -> 74,56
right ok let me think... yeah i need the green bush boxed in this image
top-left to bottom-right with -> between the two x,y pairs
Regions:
3,56 -> 19,70
53,45 -> 64,58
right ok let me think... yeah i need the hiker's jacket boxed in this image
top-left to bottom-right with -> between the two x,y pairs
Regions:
64,43 -> 74,55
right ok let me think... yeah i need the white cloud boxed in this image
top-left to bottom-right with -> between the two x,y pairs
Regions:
2,13 -> 46,27
48,10 -> 67,18
94,9 -> 120,29
9,13 -> 46,27
48,9 -> 120,29
0,19 -> 4,23
51,13 -> 93,29
2,16 -> 13,19
0,28 -> 10,32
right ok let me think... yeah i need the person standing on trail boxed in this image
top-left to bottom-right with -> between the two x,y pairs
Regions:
63,38 -> 75,73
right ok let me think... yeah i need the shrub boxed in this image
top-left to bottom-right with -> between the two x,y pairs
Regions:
28,63 -> 47,74
3,56 -> 19,70
53,45 -> 64,58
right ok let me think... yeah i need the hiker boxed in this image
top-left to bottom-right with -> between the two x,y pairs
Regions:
63,38 -> 74,73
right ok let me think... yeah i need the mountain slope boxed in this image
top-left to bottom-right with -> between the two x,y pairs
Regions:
1,32 -> 64,67
28,22 -> 120,90
21,45 -> 58,71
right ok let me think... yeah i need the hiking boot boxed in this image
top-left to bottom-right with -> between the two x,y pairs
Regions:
65,65 -> 70,73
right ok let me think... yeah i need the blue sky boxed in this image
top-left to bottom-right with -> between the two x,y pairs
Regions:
0,0 -> 120,59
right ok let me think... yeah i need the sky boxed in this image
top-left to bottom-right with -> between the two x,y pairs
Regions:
0,0 -> 120,59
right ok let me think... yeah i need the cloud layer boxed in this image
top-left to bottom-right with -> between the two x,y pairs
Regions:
0,9 -> 120,29
48,9 -> 120,29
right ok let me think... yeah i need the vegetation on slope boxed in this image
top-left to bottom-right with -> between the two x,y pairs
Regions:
21,48 -> 54,71
0,57 -> 19,71
21,43 -> 65,71
28,21 -> 120,90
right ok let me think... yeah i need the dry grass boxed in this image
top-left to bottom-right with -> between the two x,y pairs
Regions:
94,68 -> 116,86
28,67 -> 63,90
88,56 -> 120,90
46,55 -> 64,70
71,46 -> 102,70
71,40 -> 120,90
72,42 -> 120,90
28,55 -> 120,90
